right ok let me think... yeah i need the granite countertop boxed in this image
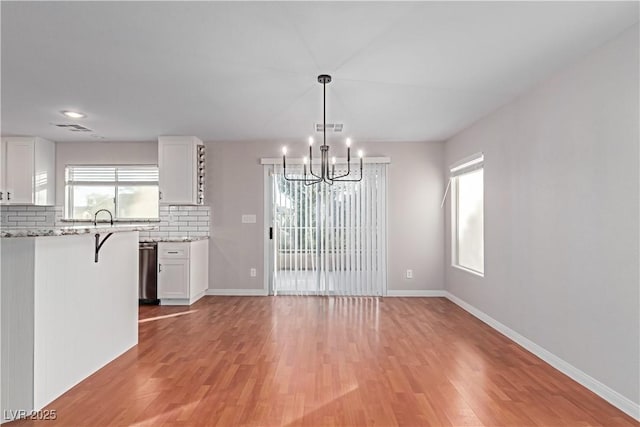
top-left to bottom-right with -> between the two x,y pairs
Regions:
1,224 -> 158,238
139,236 -> 209,242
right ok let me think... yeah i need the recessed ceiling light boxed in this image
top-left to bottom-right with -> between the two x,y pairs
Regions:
61,110 -> 86,119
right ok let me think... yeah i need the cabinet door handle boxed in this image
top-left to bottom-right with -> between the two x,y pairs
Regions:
159,191 -> 163,200
0,191 -> 3,201
167,251 -> 178,254
7,192 -> 11,201
158,263 -> 162,273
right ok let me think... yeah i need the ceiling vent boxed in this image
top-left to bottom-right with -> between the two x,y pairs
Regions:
54,123 -> 93,132
316,123 -> 343,132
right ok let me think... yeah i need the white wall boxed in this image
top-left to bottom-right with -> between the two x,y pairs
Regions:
55,141 -> 157,205
206,140 -> 444,293
444,25 -> 639,409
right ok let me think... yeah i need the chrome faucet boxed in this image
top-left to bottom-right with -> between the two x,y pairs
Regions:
93,209 -> 114,226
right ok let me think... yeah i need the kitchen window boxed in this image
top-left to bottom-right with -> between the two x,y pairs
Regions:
451,154 -> 484,276
65,165 -> 159,220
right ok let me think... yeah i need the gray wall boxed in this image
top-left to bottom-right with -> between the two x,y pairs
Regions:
206,140 -> 445,292
55,139 -> 446,293
444,25 -> 639,405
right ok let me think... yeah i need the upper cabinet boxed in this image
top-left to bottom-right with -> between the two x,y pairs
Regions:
0,137 -> 55,205
158,136 -> 205,205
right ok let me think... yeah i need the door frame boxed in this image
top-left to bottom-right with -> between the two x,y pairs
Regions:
263,165 -> 273,295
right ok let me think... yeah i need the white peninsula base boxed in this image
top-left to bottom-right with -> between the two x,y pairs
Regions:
1,231 -> 139,422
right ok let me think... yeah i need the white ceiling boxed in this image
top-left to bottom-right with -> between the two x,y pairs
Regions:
1,1 -> 638,143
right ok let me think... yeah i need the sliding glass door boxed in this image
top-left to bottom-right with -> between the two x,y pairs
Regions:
268,164 -> 387,296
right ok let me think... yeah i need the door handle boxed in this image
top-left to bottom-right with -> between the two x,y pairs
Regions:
167,251 -> 179,254
0,191 -> 3,201
159,191 -> 163,200
269,227 -> 273,240
158,263 -> 162,273
7,191 -> 10,201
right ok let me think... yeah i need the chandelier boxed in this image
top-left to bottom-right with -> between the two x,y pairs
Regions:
281,74 -> 363,185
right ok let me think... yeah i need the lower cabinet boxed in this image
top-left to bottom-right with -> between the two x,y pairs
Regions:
158,259 -> 189,298
157,240 -> 208,305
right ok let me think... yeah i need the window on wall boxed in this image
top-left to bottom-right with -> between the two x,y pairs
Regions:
451,154 -> 484,276
65,165 -> 159,220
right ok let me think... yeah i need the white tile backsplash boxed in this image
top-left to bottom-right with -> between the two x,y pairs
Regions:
0,205 -> 210,240
1,205 -> 60,228
138,205 -> 210,239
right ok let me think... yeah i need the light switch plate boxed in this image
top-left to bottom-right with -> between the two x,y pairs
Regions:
242,214 -> 257,224
250,268 -> 257,277
406,269 -> 413,279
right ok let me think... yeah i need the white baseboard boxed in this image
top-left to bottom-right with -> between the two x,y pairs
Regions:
189,289 -> 206,305
444,291 -> 640,421
205,289 -> 445,297
386,290 -> 447,297
159,298 -> 191,306
159,291 -> 207,307
205,288 -> 269,296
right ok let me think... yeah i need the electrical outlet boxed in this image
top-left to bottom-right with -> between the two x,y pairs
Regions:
250,268 -> 257,277
406,269 -> 413,279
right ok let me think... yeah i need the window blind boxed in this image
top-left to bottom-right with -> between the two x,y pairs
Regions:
441,153 -> 484,207
66,166 -> 159,183
66,166 -> 116,183
450,153 -> 484,177
271,164 -> 387,296
116,166 -> 159,183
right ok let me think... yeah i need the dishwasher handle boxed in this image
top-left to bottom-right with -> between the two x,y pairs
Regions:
139,243 -> 158,304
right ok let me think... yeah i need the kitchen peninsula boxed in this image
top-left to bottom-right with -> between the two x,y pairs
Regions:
1,224 -> 155,421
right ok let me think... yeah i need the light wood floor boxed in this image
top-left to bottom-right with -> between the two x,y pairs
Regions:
9,297 -> 638,426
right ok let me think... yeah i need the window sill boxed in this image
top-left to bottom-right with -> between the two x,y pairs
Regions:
452,264 -> 484,278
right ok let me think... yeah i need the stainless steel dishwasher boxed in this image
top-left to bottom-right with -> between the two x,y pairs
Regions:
139,242 -> 159,305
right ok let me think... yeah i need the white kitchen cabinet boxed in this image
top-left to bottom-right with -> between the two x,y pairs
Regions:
157,240 -> 208,305
158,136 -> 205,205
158,259 -> 189,298
0,137 -> 55,205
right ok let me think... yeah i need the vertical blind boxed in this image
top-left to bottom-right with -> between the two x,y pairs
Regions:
271,163 -> 387,296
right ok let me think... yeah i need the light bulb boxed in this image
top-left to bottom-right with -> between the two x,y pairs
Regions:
308,137 -> 314,146
346,138 -> 352,147
62,110 -> 86,119
332,157 -> 336,165
282,146 -> 287,155
303,156 -> 308,165
358,150 -> 363,158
